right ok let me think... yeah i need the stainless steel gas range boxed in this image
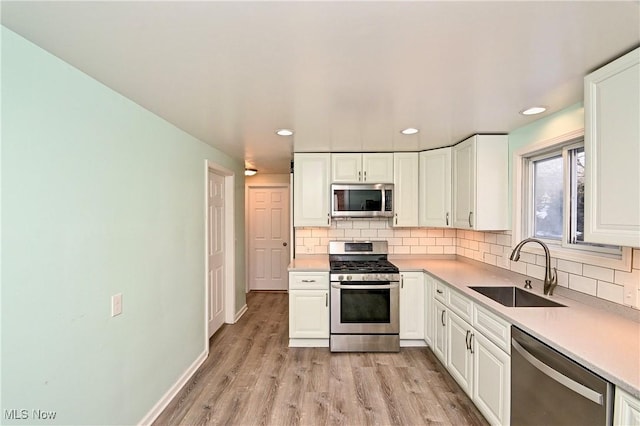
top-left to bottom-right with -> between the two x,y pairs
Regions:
329,240 -> 400,352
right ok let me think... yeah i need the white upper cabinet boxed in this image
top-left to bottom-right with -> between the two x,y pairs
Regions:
393,152 -> 420,227
331,153 -> 394,183
452,135 -> 509,230
293,153 -> 331,227
584,48 -> 640,247
420,147 -> 452,227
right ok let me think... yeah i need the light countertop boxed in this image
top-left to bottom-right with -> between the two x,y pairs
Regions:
288,255 -> 640,397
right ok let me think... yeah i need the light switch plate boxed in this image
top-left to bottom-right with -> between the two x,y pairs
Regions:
111,293 -> 123,317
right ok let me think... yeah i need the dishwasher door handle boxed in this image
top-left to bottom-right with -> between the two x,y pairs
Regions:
512,339 -> 604,405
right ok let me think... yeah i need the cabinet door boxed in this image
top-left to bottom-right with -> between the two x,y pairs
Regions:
419,148 -> 452,227
331,153 -> 362,183
452,136 -> 475,229
399,272 -> 425,340
363,153 -> 394,183
433,300 -> 448,364
585,48 -> 640,247
614,387 -> 640,426
393,152 -> 419,227
473,332 -> 511,426
294,153 -> 331,227
289,290 -> 329,339
423,274 -> 434,346
447,310 -> 473,396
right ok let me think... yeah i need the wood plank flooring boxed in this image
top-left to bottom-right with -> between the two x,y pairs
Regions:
154,292 -> 489,426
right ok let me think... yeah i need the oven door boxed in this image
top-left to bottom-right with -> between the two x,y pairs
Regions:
330,281 -> 399,334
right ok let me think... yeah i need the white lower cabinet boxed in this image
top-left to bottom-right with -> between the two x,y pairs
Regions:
431,280 -> 511,426
433,299 -> 448,364
423,274 -> 435,346
447,310 -> 474,395
288,272 -> 329,346
473,332 -> 511,426
614,387 -> 640,426
400,272 -> 424,340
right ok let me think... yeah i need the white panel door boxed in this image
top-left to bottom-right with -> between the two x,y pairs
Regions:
447,310 -> 473,396
393,152 -> 419,227
294,153 -> 331,227
362,153 -> 394,183
208,171 -> 225,337
433,300 -> 448,364
473,332 -> 511,426
249,186 -> 290,290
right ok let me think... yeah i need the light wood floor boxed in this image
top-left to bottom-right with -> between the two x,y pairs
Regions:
154,291 -> 489,426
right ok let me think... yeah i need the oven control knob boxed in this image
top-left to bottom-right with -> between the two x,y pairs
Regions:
338,275 -> 344,281
346,275 -> 352,281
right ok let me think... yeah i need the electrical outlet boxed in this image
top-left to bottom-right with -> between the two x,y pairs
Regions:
111,293 -> 123,317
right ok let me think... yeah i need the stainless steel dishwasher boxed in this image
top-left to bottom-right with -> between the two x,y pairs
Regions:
511,326 -> 613,425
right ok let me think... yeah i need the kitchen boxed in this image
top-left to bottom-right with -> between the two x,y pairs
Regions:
2,1 -> 639,425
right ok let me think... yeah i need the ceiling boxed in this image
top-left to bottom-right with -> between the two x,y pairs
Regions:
2,1 -> 639,174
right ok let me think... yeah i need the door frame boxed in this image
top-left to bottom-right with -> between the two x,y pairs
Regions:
204,160 -> 236,353
245,182 -> 290,294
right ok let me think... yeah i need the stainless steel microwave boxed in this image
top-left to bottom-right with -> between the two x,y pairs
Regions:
331,183 -> 394,218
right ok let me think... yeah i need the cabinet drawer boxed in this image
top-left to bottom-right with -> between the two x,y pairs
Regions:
473,304 -> 511,353
434,279 -> 449,303
289,272 -> 329,290
448,289 -> 473,323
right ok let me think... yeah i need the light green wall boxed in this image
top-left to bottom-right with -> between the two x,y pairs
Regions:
509,102 -> 584,152
508,102 -> 585,210
1,27 -> 245,425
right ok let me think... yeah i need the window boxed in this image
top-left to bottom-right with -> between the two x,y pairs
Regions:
524,140 -> 621,256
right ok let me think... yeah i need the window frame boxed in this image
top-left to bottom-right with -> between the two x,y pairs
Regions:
512,129 -> 632,271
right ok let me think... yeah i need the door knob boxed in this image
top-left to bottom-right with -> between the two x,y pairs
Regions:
283,242 -> 288,247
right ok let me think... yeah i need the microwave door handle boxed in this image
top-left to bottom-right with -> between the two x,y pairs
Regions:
331,283 -> 400,290
511,339 -> 604,405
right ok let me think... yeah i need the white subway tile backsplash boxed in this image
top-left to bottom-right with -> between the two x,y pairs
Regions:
427,246 -> 444,255
557,259 -> 583,275
411,229 -> 428,237
526,264 -> 546,280
444,229 -> 457,238
420,237 -> 436,246
427,229 -> 444,238
556,270 -> 569,288
335,221 -> 353,229
295,222 -> 639,310
496,234 -> 512,247
569,274 -> 597,296
361,229 -> 378,238
510,261 -> 527,275
344,229 -> 361,238
583,264 -> 615,283
411,245 -> 428,254
437,237 -> 454,246
353,221 -> 370,229
597,281 -> 625,304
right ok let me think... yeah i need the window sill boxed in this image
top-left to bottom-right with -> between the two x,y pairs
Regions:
512,241 -> 632,272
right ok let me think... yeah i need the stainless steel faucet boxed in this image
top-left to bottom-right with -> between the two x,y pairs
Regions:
510,238 -> 558,296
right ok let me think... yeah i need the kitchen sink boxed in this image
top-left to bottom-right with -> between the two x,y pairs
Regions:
470,286 -> 566,308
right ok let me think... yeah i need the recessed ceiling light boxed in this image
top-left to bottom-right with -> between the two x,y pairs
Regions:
244,168 -> 258,176
276,129 -> 294,136
401,128 -> 419,135
520,106 -> 547,116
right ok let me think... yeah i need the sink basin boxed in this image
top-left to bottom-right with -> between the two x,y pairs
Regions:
470,286 -> 566,308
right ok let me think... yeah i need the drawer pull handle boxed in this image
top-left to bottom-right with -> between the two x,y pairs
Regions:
301,279 -> 316,283
436,289 -> 443,294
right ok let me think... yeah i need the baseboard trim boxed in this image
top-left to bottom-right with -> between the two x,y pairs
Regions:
138,350 -> 208,425
234,304 -> 248,323
289,338 -> 330,347
400,339 -> 428,347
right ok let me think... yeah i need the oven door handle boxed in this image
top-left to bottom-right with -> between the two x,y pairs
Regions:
331,283 -> 400,290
